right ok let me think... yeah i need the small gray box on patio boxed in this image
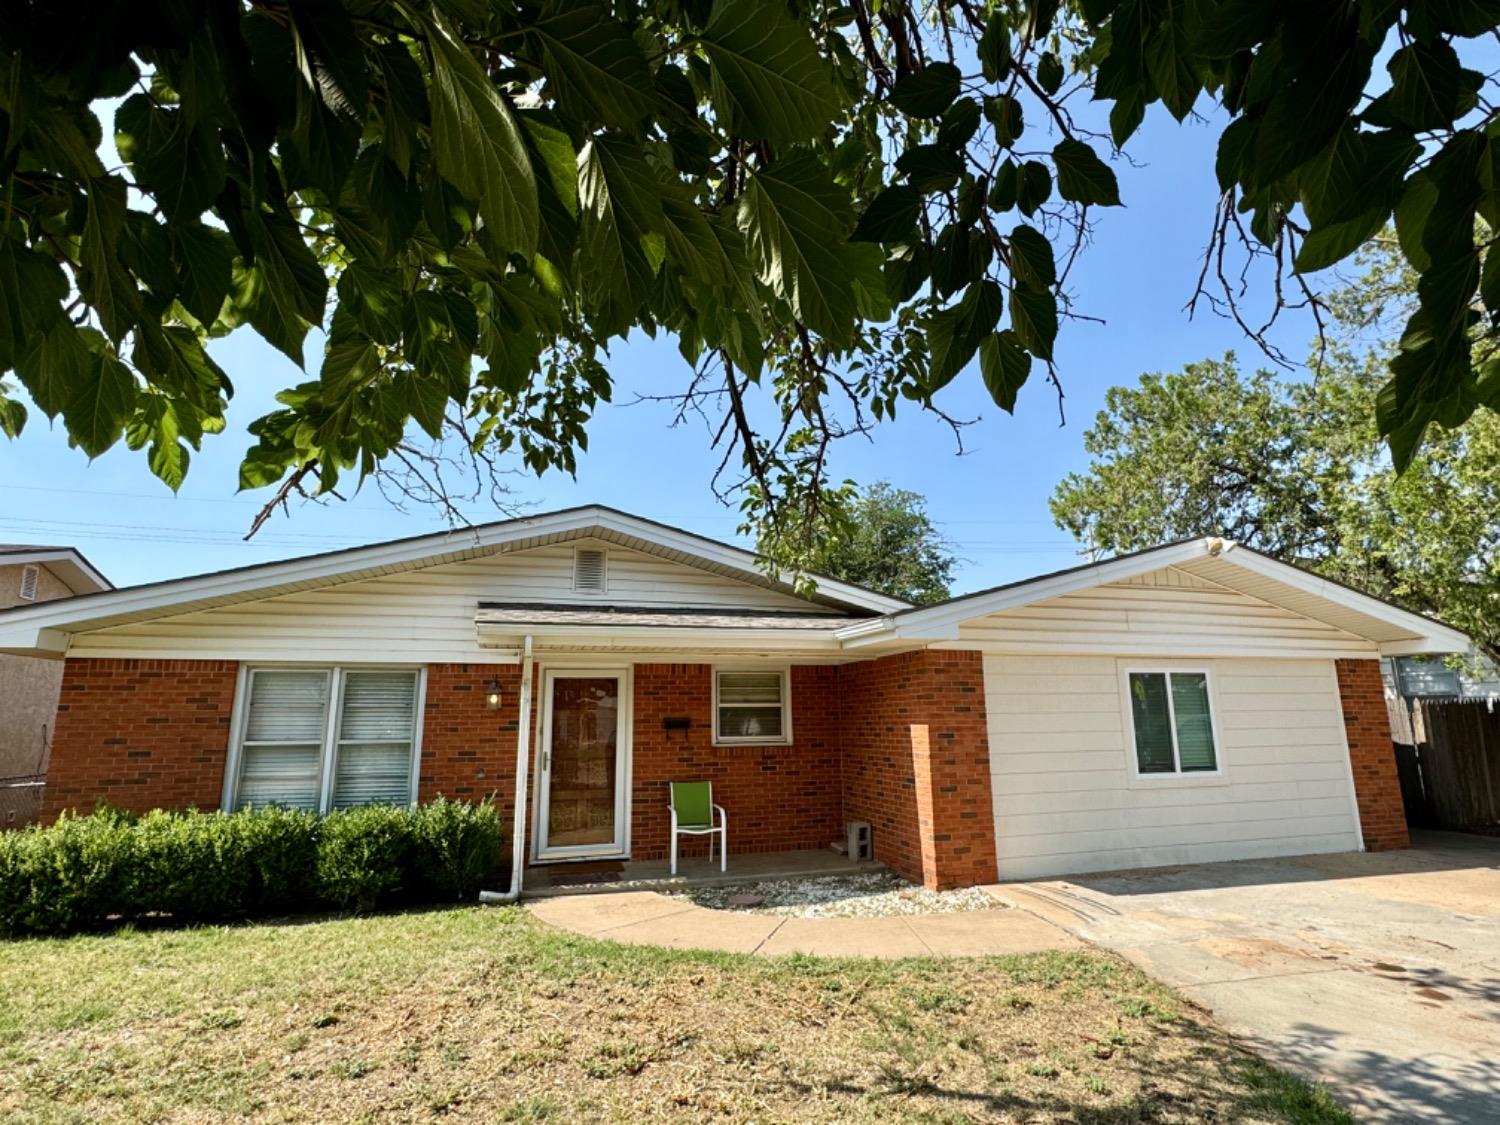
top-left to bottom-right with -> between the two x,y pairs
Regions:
846,821 -> 872,862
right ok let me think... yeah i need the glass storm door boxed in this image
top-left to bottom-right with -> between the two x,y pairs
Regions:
537,670 -> 627,858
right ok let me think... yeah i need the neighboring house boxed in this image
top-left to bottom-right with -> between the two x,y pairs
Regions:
0,507 -> 1468,887
0,546 -> 111,779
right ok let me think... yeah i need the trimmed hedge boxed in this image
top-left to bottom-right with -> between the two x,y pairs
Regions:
0,798 -> 502,937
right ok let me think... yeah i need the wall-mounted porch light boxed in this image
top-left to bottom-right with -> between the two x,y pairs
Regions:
484,678 -> 504,710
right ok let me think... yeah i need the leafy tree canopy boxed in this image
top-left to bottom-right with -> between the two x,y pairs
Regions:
757,480 -> 956,604
0,1 -> 1497,550
1051,238 -> 1500,665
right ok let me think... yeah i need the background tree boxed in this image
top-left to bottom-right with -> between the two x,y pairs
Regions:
0,2 -> 1497,558
757,481 -> 956,604
1051,240 -> 1500,664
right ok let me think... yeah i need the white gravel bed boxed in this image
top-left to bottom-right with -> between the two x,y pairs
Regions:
670,872 -> 1002,918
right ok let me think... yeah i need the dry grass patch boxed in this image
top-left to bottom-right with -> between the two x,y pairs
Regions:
0,905 -> 1349,1123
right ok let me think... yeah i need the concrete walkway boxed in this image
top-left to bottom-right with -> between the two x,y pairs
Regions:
527,889 -> 1081,958
987,832 -> 1500,1124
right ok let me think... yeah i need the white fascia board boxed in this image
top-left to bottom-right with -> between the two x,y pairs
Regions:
0,506 -> 902,638
2,550 -> 112,593
0,626 -> 70,658
475,621 -> 844,653
842,539 -> 1217,644
1219,545 -> 1472,652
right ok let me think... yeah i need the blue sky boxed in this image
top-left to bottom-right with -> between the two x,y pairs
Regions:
0,105 -> 1318,595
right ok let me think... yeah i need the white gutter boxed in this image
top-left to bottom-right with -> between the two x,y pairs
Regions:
479,635 -> 535,906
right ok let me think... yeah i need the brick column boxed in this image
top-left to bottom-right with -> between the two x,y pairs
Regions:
43,658 -> 238,819
1336,658 -> 1409,851
840,649 -> 997,889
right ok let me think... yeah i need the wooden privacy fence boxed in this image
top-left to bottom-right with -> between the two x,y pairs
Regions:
1413,699 -> 1500,830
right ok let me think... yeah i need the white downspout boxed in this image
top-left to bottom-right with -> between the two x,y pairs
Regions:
480,635 -> 535,905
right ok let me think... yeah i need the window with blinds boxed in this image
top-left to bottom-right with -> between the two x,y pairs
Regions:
1127,670 -> 1218,777
231,667 -> 421,812
714,669 -> 790,744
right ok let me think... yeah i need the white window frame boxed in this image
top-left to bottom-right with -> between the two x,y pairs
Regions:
712,666 -> 793,746
1118,663 -> 1227,788
222,664 -> 427,813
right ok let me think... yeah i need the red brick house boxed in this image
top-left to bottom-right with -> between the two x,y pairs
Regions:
0,507 -> 1465,889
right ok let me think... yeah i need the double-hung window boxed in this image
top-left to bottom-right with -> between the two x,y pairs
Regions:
229,667 -> 422,812
713,668 -> 791,745
1125,669 -> 1219,777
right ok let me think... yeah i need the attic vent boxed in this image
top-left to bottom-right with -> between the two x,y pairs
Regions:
18,564 -> 39,602
573,548 -> 607,594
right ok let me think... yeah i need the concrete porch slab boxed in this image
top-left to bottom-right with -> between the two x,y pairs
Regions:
525,848 -> 883,897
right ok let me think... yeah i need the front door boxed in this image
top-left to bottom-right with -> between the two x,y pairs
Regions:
536,670 -> 628,859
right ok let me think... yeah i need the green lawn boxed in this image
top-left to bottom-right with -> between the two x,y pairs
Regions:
0,906 -> 1349,1123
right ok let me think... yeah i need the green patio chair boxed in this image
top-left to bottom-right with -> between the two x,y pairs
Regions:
668,781 -> 727,875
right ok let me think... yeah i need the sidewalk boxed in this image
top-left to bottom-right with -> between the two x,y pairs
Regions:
526,889 -> 1082,958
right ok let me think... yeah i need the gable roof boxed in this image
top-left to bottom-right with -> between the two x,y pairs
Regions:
834,537 -> 1470,657
0,545 -> 112,596
0,506 -> 905,652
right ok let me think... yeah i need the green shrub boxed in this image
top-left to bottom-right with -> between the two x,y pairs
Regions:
316,804 -> 417,913
128,809 -> 254,921
3,808 -> 136,934
237,805 -> 322,913
412,797 -> 503,901
0,800 -> 500,937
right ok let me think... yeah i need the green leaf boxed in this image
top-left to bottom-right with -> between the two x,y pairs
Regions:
114,94 -> 226,222
1110,89 -> 1146,147
989,159 -> 1018,213
149,437 -> 190,492
1386,41 -> 1463,131
1294,207 -> 1387,273
286,0 -> 369,117
1144,7 -> 1201,121
172,223 -> 235,327
978,11 -> 1012,82
1395,171 -> 1438,272
15,322 -> 94,419
1018,161 -> 1052,217
422,9 -> 539,256
850,185 -> 920,243
63,350 -> 137,458
530,4 -> 658,127
926,280 -> 1003,389
0,236 -> 68,371
896,144 -> 963,193
577,137 -> 666,335
1037,52 -> 1064,96
702,0 -> 842,144
79,176 -> 140,342
978,330 -> 1031,413
848,242 -> 892,321
984,94 -> 1024,148
1009,282 -> 1058,360
1422,0 -> 1500,37
1007,224 -> 1056,288
0,392 -> 24,438
889,62 -> 962,119
737,152 -> 858,347
931,224 -> 991,298
937,98 -> 981,148
1052,139 -> 1120,206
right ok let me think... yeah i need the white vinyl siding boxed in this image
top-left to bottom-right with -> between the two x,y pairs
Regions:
228,667 -> 423,812
956,567 -> 1376,659
68,540 -> 817,662
713,668 -> 791,744
985,654 -> 1361,880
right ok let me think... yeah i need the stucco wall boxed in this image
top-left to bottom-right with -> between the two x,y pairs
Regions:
1,563 -> 75,778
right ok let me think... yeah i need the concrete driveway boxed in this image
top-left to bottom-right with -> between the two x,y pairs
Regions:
988,832 -> 1500,1123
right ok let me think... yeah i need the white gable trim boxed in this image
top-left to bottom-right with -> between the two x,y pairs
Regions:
836,538 -> 1470,656
0,507 -> 903,655
0,548 -> 112,595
